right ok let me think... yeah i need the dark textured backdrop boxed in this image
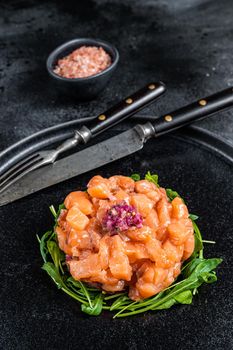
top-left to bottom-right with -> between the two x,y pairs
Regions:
0,1 -> 233,350
0,0 -> 233,153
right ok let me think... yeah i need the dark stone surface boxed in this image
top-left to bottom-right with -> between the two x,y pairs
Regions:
0,133 -> 233,350
1,0 -> 233,152
0,1 -> 233,349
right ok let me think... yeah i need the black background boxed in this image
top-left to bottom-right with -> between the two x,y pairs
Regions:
0,1 -> 233,349
1,0 -> 233,149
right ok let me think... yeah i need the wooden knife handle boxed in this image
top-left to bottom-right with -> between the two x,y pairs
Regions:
90,82 -> 166,136
152,87 -> 233,136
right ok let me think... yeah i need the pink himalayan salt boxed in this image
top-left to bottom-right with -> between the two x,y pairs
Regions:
53,46 -> 111,79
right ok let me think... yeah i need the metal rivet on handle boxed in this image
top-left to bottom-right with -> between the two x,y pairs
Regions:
199,99 -> 207,106
164,115 -> 173,122
125,98 -> 133,104
98,114 -> 106,121
148,84 -> 156,90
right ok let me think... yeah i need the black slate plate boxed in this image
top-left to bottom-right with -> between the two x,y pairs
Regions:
0,129 -> 233,350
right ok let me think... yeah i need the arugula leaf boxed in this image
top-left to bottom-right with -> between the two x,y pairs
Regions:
81,293 -> 103,316
199,272 -> 217,284
145,171 -> 159,187
42,262 -> 65,289
189,214 -> 199,221
154,298 -> 176,310
47,240 -> 65,273
166,188 -> 180,201
110,295 -> 130,311
39,230 -> 53,263
174,290 -> 193,304
154,291 -> 193,310
131,173 -> 141,181
49,205 -> 57,218
183,258 -> 222,279
192,220 -> 204,258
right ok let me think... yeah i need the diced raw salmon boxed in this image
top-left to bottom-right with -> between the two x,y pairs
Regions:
137,270 -> 166,297
126,226 -> 152,242
171,197 -> 189,219
86,218 -> 101,251
153,267 -> 168,285
56,174 -> 195,301
109,175 -> 135,192
159,188 -> 167,198
180,218 -> 194,235
87,175 -> 111,199
146,190 -> 161,203
56,226 -> 72,256
66,205 -> 89,231
102,269 -> 120,285
125,242 -> 149,263
183,234 -> 195,260
138,262 -> 155,283
57,209 -> 71,234
144,209 -> 159,230
77,197 -> 94,215
67,254 -> 101,280
67,228 -> 92,250
130,193 -> 154,217
102,280 -> 125,292
157,198 -> 172,226
88,270 -> 108,283
128,286 -> 141,300
162,239 -> 184,263
167,221 -> 190,245
78,249 -> 92,260
114,189 -> 130,202
173,262 -> 181,278
155,225 -> 168,242
135,180 -> 161,203
145,237 -> 172,268
135,261 -> 161,298
96,200 -> 111,222
64,191 -> 89,209
136,282 -> 158,299
109,235 -> 132,281
67,228 -> 79,248
135,180 -> 157,193
163,268 -> 175,288
98,236 -> 110,270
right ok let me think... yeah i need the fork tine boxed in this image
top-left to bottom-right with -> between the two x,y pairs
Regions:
0,159 -> 46,193
0,154 -> 42,189
0,153 -> 40,181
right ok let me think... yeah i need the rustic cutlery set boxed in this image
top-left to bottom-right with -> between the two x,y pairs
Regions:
1,81 -> 233,206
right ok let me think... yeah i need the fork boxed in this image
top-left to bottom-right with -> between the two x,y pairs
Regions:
0,82 -> 166,193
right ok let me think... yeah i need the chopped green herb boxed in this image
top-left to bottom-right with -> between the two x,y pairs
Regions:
145,171 -> 159,187
131,173 -> 141,181
166,188 -> 180,201
189,214 -> 199,221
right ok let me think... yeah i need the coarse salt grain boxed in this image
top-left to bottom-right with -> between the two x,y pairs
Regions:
53,46 -> 111,79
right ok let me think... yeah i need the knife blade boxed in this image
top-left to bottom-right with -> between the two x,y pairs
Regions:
0,126 -> 148,206
1,86 -> 233,206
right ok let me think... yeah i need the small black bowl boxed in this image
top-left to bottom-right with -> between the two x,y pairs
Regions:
46,38 -> 119,100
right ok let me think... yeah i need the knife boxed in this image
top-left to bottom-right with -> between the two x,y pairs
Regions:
1,86 -> 233,206
0,81 -> 166,179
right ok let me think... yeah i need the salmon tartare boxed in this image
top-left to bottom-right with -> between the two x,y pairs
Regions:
56,175 -> 195,300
